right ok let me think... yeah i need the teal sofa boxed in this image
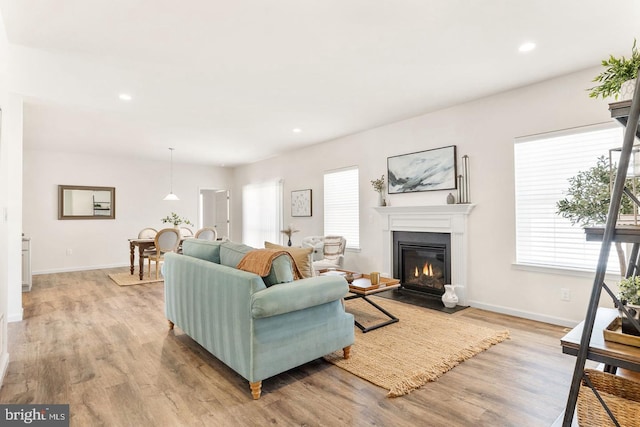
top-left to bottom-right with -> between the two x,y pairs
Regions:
162,239 -> 355,399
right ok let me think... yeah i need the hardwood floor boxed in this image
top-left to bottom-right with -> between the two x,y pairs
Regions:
0,268 -> 582,426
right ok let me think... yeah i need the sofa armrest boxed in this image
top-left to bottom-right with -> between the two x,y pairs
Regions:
251,276 -> 348,319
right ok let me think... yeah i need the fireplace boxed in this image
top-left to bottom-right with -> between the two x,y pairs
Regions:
393,231 -> 451,296
375,204 -> 474,306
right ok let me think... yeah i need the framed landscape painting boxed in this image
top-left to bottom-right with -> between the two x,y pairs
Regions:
291,189 -> 312,217
388,145 -> 457,194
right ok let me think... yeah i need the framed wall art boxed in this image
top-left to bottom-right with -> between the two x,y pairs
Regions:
387,145 -> 457,194
291,189 -> 312,217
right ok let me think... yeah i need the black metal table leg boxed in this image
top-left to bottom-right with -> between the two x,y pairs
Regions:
344,294 -> 399,333
626,242 -> 640,277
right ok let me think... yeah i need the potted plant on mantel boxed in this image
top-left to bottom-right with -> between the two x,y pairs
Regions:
371,175 -> 386,206
589,39 -> 640,101
556,156 -> 637,275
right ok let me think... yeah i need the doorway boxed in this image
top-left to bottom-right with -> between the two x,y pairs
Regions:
199,188 -> 230,240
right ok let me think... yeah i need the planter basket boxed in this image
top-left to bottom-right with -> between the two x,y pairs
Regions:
578,369 -> 640,426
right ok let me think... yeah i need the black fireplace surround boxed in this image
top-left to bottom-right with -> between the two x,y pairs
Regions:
393,231 -> 451,296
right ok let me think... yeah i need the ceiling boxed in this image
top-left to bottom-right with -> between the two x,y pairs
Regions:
1,1 -> 640,167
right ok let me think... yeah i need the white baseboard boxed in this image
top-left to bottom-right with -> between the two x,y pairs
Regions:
7,308 -> 23,323
468,300 -> 579,328
33,262 -> 129,275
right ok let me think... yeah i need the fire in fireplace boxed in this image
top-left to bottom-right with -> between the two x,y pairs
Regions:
393,231 -> 451,296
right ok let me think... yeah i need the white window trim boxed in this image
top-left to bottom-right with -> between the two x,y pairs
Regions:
511,261 -> 622,283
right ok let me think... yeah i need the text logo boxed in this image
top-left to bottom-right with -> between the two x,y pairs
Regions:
1,405 -> 69,426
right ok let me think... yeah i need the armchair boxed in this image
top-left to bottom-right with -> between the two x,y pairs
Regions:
302,235 -> 346,273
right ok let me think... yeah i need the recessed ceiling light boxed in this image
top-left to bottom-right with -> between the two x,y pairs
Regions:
518,42 -> 536,53
292,128 -> 302,133
119,93 -> 132,101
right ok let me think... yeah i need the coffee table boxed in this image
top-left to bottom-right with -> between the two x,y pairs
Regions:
319,270 -> 401,333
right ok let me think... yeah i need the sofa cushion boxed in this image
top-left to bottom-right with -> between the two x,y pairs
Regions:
220,241 -> 254,268
262,254 -> 295,287
182,239 -> 222,263
220,243 -> 295,287
264,242 -> 314,278
236,249 -> 297,287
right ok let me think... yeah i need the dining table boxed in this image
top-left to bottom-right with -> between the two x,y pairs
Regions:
129,236 -> 188,280
128,238 -> 156,280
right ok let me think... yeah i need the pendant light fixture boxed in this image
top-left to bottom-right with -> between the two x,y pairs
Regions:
163,147 -> 179,201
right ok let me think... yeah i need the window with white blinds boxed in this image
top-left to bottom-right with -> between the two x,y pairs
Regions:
514,124 -> 624,273
324,167 -> 360,249
242,180 -> 283,248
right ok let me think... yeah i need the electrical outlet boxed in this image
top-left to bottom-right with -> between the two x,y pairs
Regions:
66,248 -> 73,256
561,288 -> 571,301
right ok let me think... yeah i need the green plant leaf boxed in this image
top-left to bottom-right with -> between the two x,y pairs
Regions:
556,156 -> 636,226
589,39 -> 640,99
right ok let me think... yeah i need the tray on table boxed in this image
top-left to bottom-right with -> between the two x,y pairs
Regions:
604,317 -> 640,348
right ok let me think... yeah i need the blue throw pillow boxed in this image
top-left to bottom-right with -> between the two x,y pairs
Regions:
220,241 -> 254,268
182,239 -> 222,263
262,254 -> 294,287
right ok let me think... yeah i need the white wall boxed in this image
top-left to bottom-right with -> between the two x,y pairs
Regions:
23,150 -> 233,273
14,62 -> 622,327
5,96 -> 22,323
233,67 -> 616,326
0,10 -> 19,384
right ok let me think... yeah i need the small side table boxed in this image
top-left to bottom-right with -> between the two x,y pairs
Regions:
321,270 -> 400,333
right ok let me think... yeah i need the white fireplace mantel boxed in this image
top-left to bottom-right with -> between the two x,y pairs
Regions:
374,204 -> 475,305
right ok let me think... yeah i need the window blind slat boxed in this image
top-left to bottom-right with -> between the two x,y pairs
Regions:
515,125 -> 624,273
324,167 -> 360,249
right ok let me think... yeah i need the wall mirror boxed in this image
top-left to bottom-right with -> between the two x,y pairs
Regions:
58,185 -> 116,220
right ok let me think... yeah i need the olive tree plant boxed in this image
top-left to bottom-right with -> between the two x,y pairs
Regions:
556,156 -> 636,275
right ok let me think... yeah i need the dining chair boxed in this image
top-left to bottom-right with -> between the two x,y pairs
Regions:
138,228 -> 158,253
145,228 -> 181,279
195,227 -> 217,241
137,227 -> 157,239
179,227 -> 194,238
176,227 -> 194,254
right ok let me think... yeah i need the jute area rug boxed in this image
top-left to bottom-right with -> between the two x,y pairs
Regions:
108,270 -> 164,286
324,296 -> 510,397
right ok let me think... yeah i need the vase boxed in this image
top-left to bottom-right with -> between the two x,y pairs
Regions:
620,78 -> 637,101
446,193 -> 455,204
378,192 -> 386,207
287,238 -> 292,247
442,284 -> 458,308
